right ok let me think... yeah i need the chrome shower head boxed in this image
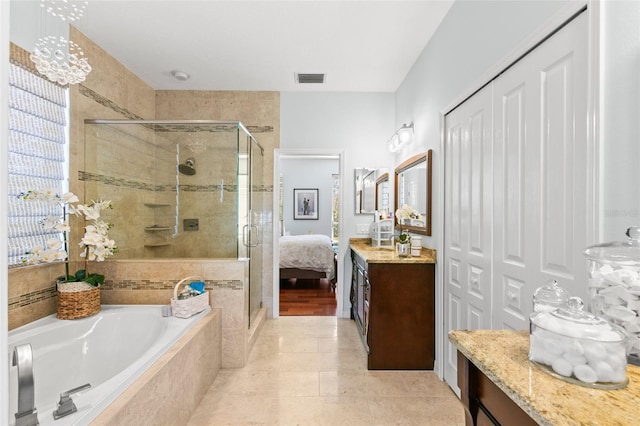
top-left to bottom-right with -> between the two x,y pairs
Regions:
179,158 -> 196,175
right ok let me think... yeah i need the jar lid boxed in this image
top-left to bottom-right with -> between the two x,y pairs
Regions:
531,297 -> 627,342
584,226 -> 640,264
533,279 -> 570,308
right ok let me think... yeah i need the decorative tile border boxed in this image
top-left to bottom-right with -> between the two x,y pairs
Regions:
79,170 -> 240,193
101,279 -> 243,291
8,279 -> 243,312
79,85 -> 144,120
79,85 -> 274,134
8,285 -> 57,311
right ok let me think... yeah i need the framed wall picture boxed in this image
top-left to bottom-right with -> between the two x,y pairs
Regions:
293,188 -> 318,220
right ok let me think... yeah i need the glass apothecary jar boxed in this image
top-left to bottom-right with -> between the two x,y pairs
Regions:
584,227 -> 640,362
529,297 -> 628,389
533,279 -> 570,313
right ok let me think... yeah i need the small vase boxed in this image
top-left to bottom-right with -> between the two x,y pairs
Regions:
396,242 -> 410,257
57,281 -> 101,320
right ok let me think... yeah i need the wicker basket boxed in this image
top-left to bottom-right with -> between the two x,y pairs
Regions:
171,276 -> 210,319
57,281 -> 101,320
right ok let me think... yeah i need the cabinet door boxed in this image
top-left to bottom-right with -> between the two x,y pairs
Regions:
363,278 -> 370,337
356,264 -> 366,333
350,257 -> 357,313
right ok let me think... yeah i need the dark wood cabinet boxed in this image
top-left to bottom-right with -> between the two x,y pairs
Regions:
351,248 -> 435,369
457,351 -> 537,426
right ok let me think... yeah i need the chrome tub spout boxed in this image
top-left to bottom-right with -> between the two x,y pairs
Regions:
12,344 -> 39,426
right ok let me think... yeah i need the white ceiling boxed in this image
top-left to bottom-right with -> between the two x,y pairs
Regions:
71,0 -> 454,92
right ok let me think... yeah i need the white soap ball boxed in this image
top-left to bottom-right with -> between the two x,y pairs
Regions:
565,340 -> 585,357
610,367 -> 628,383
583,342 -> 607,363
529,335 -> 547,363
605,351 -> 626,371
591,360 -> 615,382
543,336 -> 565,356
574,364 -> 598,383
552,357 -> 574,377
562,352 -> 588,367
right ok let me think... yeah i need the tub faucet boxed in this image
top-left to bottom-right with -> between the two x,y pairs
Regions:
12,344 -> 39,426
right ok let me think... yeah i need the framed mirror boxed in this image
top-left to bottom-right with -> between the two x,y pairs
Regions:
354,168 -> 376,214
394,150 -> 432,236
375,171 -> 390,216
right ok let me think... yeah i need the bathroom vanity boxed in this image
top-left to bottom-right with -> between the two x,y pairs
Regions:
450,329 -> 640,426
350,239 -> 436,369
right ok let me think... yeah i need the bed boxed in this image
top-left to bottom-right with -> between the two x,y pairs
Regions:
279,234 -> 337,290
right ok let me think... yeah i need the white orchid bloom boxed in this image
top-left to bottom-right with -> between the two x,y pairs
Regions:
61,192 -> 79,204
45,238 -> 63,250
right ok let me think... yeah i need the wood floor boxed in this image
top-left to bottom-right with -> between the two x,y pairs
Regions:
279,278 -> 337,316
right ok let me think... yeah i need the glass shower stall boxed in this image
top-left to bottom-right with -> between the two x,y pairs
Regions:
83,120 -> 264,326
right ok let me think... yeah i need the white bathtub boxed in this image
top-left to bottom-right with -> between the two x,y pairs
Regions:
8,305 -> 211,426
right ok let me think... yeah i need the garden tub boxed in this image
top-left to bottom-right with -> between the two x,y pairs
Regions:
8,305 -> 211,426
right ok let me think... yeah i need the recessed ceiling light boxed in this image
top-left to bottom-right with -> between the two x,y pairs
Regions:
171,70 -> 190,81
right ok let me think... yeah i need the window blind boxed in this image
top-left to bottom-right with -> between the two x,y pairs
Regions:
7,63 -> 67,266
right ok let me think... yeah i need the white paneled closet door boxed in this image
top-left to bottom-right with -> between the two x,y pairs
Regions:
493,12 -> 588,330
443,12 -> 588,391
443,84 -> 493,392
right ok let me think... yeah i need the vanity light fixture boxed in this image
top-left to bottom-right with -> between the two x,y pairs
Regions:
397,122 -> 414,144
387,122 -> 414,153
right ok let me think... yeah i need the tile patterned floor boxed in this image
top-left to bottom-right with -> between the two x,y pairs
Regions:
188,316 -> 465,425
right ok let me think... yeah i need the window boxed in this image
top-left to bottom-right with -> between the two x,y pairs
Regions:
7,63 -> 68,266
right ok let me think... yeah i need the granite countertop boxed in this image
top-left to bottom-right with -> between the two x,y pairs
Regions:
350,238 -> 437,264
449,329 -> 640,426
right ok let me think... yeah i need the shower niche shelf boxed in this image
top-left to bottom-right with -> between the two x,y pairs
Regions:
144,203 -> 171,208
145,226 -> 172,231
144,242 -> 172,248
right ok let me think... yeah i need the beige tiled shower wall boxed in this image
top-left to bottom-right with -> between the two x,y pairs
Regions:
8,26 -> 280,329
154,91 -> 280,317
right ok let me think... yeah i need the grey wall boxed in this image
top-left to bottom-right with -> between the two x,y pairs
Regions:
280,157 -> 338,237
280,92 -> 394,316
394,0 -> 575,248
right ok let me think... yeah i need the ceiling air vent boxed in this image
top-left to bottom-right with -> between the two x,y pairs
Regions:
295,73 -> 326,84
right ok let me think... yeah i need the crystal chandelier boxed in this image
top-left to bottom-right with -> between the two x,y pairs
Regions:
30,1 -> 92,85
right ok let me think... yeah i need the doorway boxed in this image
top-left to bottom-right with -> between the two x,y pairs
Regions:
272,151 -> 344,318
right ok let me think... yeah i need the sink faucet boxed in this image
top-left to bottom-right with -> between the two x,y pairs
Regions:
12,344 -> 39,426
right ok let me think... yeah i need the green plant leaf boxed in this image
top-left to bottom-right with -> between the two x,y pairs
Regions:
84,273 -> 105,286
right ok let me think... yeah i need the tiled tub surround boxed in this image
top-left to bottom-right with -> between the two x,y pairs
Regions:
8,262 -> 64,330
91,258 -> 257,368
9,258 -> 260,368
8,306 -> 218,426
92,307 -> 221,426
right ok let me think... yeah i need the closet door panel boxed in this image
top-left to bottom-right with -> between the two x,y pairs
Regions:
443,84 -> 493,391
541,52 -> 583,279
493,61 -> 539,331
493,12 -> 588,331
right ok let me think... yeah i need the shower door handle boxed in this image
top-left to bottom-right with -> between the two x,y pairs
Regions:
242,224 -> 249,247
249,224 -> 260,247
242,224 -> 259,247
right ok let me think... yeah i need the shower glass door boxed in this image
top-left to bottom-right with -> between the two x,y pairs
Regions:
238,126 -> 264,328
